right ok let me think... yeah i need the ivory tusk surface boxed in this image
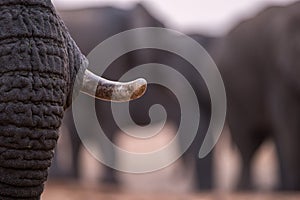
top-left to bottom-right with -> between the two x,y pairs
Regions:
81,69 -> 147,102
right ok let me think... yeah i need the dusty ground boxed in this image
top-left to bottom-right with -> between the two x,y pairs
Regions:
42,182 -> 300,200
44,124 -> 294,199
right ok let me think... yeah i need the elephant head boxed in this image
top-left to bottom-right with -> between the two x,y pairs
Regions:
0,0 -> 146,199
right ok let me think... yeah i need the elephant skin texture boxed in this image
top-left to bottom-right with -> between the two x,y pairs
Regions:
213,1 -> 300,190
0,0 -> 87,199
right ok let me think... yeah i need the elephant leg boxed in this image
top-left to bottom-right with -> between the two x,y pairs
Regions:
48,115 -> 72,179
101,166 -> 118,185
229,119 -> 268,190
269,81 -> 300,190
194,152 -> 213,190
99,131 -> 118,185
94,102 -> 119,185
179,114 -> 214,191
69,127 -> 82,180
238,153 -> 253,190
48,147 -> 63,179
238,130 -> 268,190
48,109 -> 82,180
192,127 -> 214,191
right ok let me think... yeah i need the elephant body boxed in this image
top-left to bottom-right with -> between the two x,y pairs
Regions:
0,0 -> 87,199
213,1 -> 300,190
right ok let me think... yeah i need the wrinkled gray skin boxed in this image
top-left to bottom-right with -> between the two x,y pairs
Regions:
51,4 -> 215,190
0,0 -> 87,199
213,1 -> 300,190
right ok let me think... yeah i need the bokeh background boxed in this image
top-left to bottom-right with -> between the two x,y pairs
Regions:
43,0 -> 300,199
53,0 -> 296,35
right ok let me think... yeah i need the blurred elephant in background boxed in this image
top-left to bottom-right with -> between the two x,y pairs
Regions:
122,33 -> 217,190
50,3 -> 217,190
213,1 -> 300,190
50,3 -> 164,184
156,33 -> 217,190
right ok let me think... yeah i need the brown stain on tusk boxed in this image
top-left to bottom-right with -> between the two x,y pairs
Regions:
81,69 -> 147,102
95,82 -> 114,101
130,84 -> 147,100
94,80 -> 147,102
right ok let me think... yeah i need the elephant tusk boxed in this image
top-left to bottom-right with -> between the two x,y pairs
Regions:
80,69 -> 147,102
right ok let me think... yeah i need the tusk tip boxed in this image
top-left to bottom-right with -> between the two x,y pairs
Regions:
130,78 -> 147,100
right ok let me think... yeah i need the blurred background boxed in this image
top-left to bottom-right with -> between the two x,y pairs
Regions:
52,0 -> 296,35
44,0 -> 300,199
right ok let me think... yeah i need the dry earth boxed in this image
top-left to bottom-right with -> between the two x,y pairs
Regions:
43,124 -> 295,199
42,182 -> 300,200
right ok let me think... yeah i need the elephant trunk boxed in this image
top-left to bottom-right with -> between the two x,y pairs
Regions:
0,0 -> 147,199
0,1 -> 67,199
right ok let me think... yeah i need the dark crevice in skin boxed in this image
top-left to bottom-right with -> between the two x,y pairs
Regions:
0,37 -> 64,49
0,35 -> 64,47
0,70 -> 65,80
0,101 -> 62,106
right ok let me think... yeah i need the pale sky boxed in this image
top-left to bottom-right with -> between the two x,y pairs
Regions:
52,0 -> 298,36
